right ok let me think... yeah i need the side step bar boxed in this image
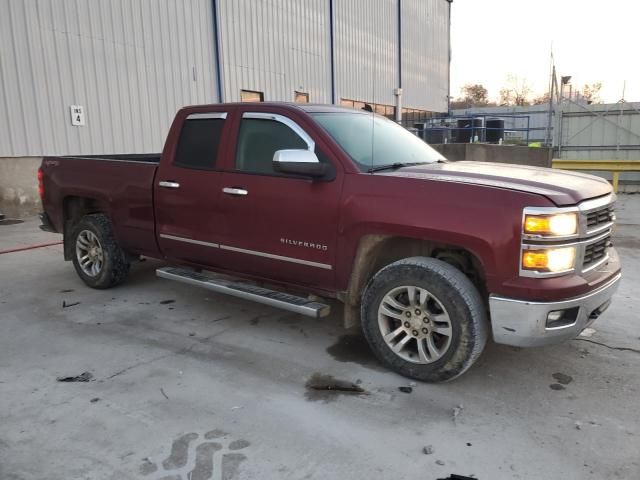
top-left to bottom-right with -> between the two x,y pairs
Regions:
156,267 -> 331,318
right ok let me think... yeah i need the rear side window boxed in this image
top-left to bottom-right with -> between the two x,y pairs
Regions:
235,118 -> 307,175
174,115 -> 226,170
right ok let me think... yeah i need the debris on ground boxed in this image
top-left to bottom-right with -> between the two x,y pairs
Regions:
160,388 -> 169,400
552,372 -> 573,385
435,459 -> 445,466
159,299 -> 175,305
549,383 -> 565,391
398,386 -> 413,394
437,475 -> 477,480
188,332 -> 196,337
409,381 -> 417,387
56,372 -> 93,382
90,397 -> 100,403
62,300 -> 81,308
306,374 -> 365,393
60,289 -> 74,293
575,421 -> 582,430
452,404 -> 464,422
422,445 -> 434,455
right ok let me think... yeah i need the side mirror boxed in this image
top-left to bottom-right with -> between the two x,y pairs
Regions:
272,149 -> 328,178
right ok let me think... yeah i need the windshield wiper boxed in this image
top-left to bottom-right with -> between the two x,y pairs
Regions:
367,160 -> 444,173
367,162 -> 418,173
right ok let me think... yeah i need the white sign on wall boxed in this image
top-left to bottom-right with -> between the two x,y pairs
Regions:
70,105 -> 85,126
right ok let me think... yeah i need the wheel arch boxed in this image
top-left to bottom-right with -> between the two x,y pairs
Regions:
62,196 -> 110,260
340,234 -> 489,328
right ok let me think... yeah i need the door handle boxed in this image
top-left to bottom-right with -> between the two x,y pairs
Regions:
159,181 -> 180,189
223,187 -> 248,196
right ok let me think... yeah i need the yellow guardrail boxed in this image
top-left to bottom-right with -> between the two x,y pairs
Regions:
552,159 -> 640,193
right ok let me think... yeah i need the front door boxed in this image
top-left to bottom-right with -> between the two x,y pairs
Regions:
216,110 -> 343,290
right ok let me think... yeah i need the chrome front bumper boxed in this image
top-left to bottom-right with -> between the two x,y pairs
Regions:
489,272 -> 622,347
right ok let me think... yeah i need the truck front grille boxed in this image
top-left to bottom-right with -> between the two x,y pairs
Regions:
586,205 -> 615,230
583,236 -> 610,269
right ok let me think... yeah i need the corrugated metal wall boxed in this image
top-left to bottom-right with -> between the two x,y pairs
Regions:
218,0 -> 332,104
334,0 -> 398,107
0,0 -> 450,157
0,0 -> 218,156
558,102 -> 640,161
401,0 -> 449,112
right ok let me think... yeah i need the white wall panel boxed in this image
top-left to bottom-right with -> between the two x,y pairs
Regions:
0,0 -> 218,156
218,0 -> 331,104
334,0 -> 398,106
401,0 -> 449,112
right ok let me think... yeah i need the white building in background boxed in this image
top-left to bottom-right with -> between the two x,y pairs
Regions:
0,0 -> 451,157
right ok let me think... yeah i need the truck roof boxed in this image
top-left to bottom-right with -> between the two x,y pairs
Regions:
181,102 -> 367,115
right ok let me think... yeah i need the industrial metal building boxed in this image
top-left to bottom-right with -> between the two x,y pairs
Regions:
0,0 -> 451,157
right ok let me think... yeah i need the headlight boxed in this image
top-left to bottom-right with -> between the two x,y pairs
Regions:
522,247 -> 576,272
524,212 -> 578,237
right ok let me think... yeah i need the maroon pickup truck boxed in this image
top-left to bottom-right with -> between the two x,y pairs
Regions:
39,102 -> 621,382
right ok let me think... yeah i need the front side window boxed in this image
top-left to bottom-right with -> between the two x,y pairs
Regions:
312,112 -> 445,172
174,115 -> 226,170
235,117 -> 308,175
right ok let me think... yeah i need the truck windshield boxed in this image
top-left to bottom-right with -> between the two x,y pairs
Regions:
311,112 -> 445,172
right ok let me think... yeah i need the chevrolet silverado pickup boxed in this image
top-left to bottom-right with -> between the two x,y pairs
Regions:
39,103 -> 621,382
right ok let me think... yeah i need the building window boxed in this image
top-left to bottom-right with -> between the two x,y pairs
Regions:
240,90 -> 264,102
401,108 -> 433,124
340,98 -> 395,120
294,91 -> 309,103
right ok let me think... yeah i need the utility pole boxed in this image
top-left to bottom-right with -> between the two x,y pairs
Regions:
545,64 -> 555,146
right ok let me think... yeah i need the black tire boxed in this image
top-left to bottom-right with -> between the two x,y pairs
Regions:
361,257 -> 488,382
70,213 -> 130,289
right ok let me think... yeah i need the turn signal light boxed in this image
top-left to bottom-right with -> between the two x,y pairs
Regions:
522,247 -> 576,273
524,213 -> 578,236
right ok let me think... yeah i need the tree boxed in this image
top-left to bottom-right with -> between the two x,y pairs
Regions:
499,75 -> 532,106
531,92 -> 551,105
450,83 -> 491,109
461,84 -> 489,106
581,82 -> 602,104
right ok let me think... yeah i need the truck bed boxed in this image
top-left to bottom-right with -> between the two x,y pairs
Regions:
56,153 -> 161,163
41,153 -> 161,258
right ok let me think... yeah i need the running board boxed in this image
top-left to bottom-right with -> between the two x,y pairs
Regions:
156,267 -> 331,318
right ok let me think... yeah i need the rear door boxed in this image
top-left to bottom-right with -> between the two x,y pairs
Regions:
154,109 -> 231,267
215,109 -> 343,290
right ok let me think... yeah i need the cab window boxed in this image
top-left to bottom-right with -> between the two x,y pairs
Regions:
235,117 -> 308,175
174,114 -> 226,170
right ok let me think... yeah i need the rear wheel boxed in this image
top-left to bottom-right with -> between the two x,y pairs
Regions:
361,257 -> 488,382
70,214 -> 130,289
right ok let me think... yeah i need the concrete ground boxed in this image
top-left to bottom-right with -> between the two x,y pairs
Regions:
1,197 -> 639,480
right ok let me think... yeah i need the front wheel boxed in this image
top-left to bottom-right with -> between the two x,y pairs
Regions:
70,213 -> 130,289
361,257 -> 488,382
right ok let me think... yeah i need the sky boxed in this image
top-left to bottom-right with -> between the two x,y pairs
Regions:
450,0 -> 640,103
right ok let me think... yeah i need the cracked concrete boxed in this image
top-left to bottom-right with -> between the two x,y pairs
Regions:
1,195 -> 639,480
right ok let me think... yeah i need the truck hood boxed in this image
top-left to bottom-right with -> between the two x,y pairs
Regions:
383,161 -> 612,206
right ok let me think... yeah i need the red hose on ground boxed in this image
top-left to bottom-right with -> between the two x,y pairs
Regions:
0,241 -> 63,255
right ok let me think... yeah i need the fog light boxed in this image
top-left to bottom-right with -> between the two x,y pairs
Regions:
547,311 -> 564,322
546,307 -> 580,329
